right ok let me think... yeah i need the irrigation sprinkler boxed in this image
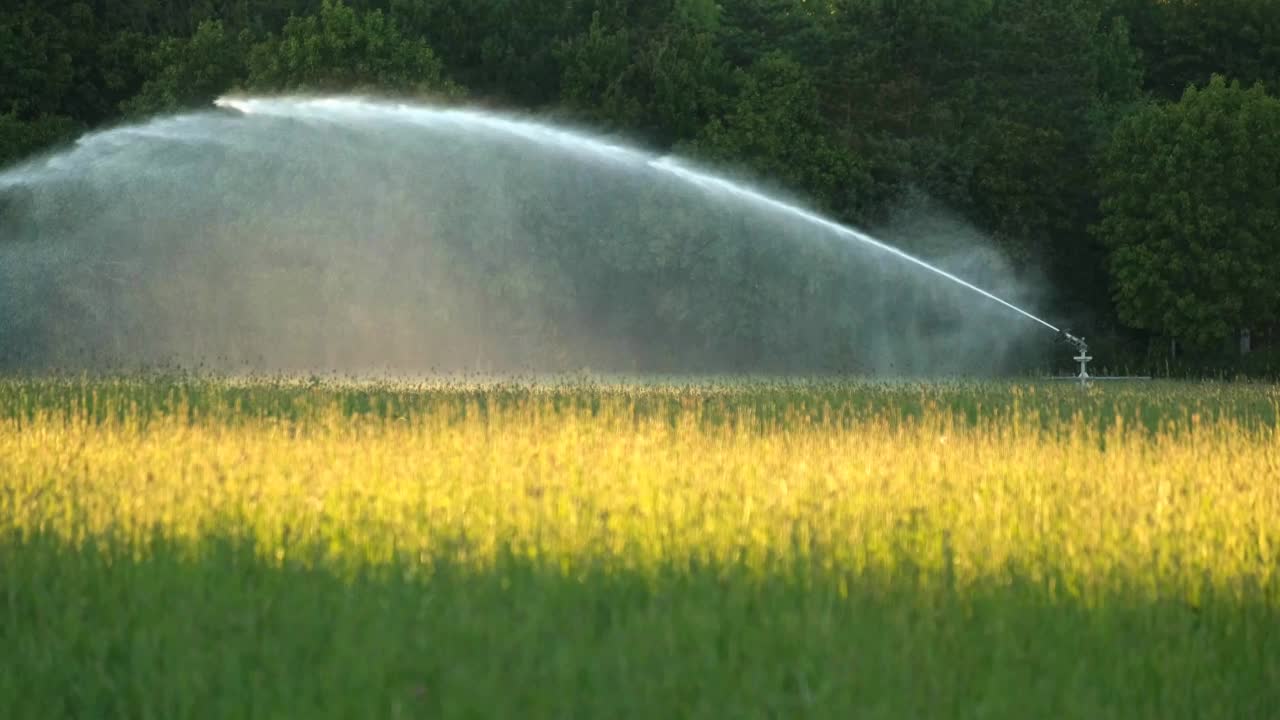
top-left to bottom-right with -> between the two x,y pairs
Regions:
1062,332 -> 1091,387
1049,330 -> 1151,386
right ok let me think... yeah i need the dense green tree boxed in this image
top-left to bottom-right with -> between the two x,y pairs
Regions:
1,3 -> 156,128
556,14 -> 644,131
0,114 -> 80,169
1097,76 -> 1280,347
969,1 -> 1141,271
387,0 -> 591,107
558,10 -> 732,147
818,0 -> 990,215
0,5 -> 76,119
718,0 -> 825,68
246,0 -> 458,95
122,20 -> 249,116
1113,0 -> 1280,100
690,52 -> 871,215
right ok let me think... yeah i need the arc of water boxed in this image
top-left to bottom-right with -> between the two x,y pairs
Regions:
216,96 -> 1062,335
92,95 -> 1063,339
648,158 -> 1062,333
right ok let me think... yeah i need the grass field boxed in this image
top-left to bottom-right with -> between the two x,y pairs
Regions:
2,376 -> 1279,718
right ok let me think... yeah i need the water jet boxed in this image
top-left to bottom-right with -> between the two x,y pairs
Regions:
0,96 -> 1077,376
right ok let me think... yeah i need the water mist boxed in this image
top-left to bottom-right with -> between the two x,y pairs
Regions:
0,96 -> 1055,376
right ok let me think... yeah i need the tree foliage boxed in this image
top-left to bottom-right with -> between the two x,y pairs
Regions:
0,113 -> 80,168
559,11 -> 732,146
691,52 -> 871,216
1097,76 -> 1280,346
247,0 -> 458,95
1114,0 -> 1280,100
123,20 -> 249,116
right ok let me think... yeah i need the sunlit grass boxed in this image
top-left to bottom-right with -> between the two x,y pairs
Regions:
2,376 -> 1278,718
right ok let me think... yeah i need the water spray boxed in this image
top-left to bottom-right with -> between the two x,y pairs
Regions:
0,95 -> 1148,380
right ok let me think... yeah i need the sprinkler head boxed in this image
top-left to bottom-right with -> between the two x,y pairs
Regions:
1059,330 -> 1092,386
1060,330 -> 1088,356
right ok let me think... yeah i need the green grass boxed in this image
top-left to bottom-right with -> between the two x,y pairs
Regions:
2,374 -> 1277,432
2,375 -> 1278,719
5,532 -> 1276,720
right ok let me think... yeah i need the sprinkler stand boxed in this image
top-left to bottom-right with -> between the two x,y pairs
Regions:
1061,331 -> 1091,387
1074,348 -> 1092,387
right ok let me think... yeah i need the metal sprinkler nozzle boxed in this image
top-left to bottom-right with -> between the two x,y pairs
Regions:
1061,331 -> 1088,356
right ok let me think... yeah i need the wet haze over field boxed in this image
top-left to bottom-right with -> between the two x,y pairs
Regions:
0,97 -> 1053,376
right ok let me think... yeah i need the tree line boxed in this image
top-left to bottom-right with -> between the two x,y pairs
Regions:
3,0 -> 1280,374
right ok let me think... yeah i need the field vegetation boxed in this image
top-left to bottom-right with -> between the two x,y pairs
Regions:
2,376 -> 1278,718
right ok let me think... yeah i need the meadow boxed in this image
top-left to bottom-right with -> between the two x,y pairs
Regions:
2,375 -> 1278,719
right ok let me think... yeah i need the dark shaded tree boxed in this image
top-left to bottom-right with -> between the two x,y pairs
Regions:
558,10 -> 732,147
122,20 -> 250,116
690,51 -> 871,216
1113,0 -> 1280,100
247,0 -> 458,95
1097,76 -> 1280,348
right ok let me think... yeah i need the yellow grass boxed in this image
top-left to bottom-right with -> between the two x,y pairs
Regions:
4,379 -> 1280,717
6,389 -> 1277,598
